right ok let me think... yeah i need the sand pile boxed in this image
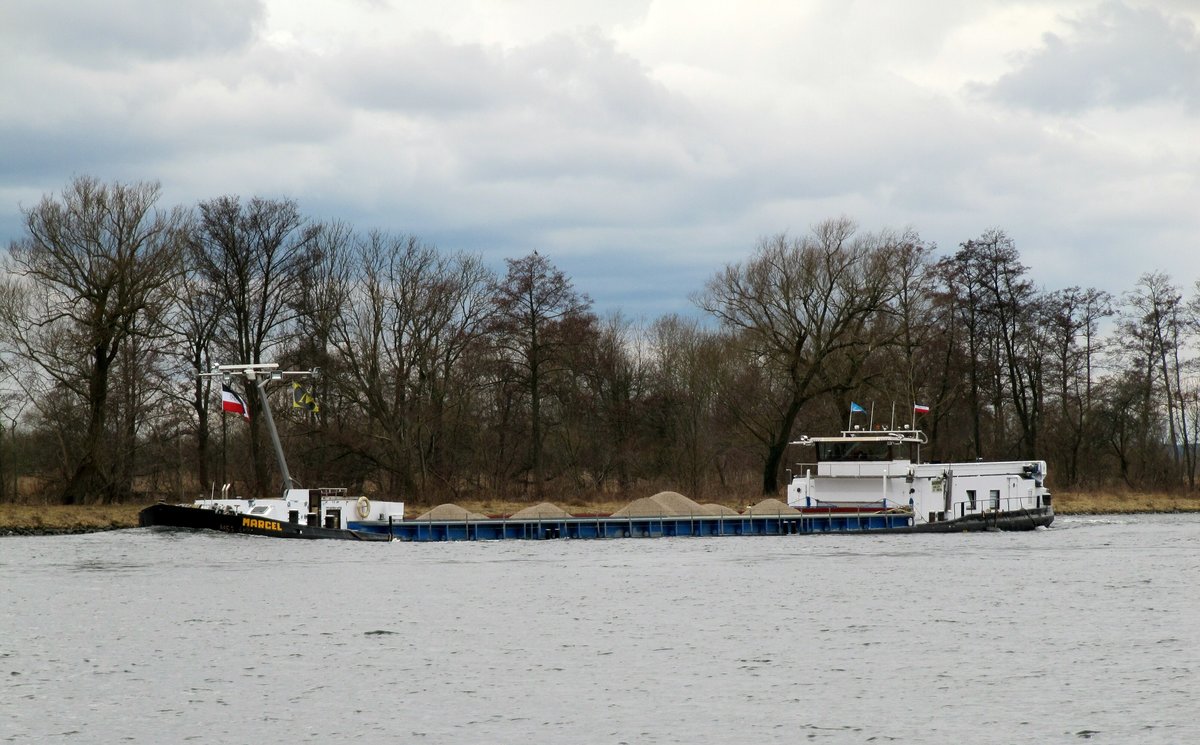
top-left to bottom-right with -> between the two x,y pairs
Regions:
700,503 -> 739,516
414,503 -> 488,521
612,491 -> 708,517
745,498 -> 800,515
510,502 -> 574,519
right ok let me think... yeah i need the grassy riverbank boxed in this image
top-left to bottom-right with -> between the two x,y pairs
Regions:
0,503 -> 148,535
1051,490 -> 1200,515
3,491 -> 1199,535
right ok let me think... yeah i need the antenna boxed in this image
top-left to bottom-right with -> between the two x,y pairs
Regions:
201,363 -> 319,496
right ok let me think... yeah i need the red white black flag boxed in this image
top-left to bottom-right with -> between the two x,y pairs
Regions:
221,384 -> 250,421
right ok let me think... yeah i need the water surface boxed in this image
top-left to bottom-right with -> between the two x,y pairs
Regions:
2,515 -> 1198,743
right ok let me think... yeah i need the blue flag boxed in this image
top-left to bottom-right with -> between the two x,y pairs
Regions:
850,402 -> 866,414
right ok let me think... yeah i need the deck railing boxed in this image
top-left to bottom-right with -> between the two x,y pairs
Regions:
944,492 -> 1051,521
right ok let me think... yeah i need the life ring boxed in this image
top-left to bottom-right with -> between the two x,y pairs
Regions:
356,496 -> 371,519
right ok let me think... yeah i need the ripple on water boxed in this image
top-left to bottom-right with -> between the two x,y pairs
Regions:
1,515 -> 1199,743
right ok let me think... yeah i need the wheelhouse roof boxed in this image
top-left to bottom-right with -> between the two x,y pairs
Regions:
791,429 -> 928,446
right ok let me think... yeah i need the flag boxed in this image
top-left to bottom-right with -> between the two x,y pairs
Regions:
850,402 -> 866,414
292,381 -> 319,413
913,403 -> 930,414
221,384 -> 250,421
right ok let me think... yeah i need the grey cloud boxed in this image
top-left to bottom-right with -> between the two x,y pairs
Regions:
3,2 -> 1198,319
325,32 -> 507,113
0,0 -> 264,68
319,28 -> 703,205
0,82 -> 344,190
973,1 -> 1200,113
507,31 -> 677,127
325,29 -> 679,127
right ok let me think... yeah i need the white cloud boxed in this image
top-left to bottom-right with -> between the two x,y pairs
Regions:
976,1 -> 1200,112
2,0 -> 1199,316
0,0 -> 263,66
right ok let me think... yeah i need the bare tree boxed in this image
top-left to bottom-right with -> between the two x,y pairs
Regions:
1123,272 -> 1191,486
279,221 -> 357,488
968,230 -> 1045,459
884,230 -> 936,405
163,238 -> 224,492
696,218 -> 901,494
490,252 -> 595,500
0,176 -> 186,502
1095,369 -> 1149,488
933,250 -> 989,459
1044,286 -> 1113,486
567,312 -> 648,493
192,195 -> 319,496
648,315 -> 737,497
0,349 -> 27,501
330,233 -> 494,495
937,231 -> 1045,459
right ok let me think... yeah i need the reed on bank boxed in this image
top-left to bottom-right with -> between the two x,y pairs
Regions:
1052,490 -> 1200,515
0,503 -> 147,534
2,490 -> 1199,534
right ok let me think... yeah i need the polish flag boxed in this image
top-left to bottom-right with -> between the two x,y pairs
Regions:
222,385 -> 250,421
913,403 -> 930,415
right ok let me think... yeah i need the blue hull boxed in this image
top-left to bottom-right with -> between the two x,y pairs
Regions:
352,506 -> 1053,541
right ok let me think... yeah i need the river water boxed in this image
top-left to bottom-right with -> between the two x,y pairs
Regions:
2,514 -> 1198,744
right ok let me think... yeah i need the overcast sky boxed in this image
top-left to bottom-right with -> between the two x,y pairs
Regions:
2,0 -> 1198,317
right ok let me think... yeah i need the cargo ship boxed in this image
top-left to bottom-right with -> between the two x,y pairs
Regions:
139,363 -> 404,541
143,371 -> 1050,541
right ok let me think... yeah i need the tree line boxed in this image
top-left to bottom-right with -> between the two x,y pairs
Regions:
0,176 -> 1196,504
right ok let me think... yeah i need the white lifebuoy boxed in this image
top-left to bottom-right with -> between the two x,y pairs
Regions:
356,496 -> 371,519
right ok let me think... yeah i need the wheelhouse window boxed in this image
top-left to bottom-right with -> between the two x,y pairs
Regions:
815,441 -> 894,462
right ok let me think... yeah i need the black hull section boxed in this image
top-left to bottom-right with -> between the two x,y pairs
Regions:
901,507 -> 1054,533
138,503 -> 389,541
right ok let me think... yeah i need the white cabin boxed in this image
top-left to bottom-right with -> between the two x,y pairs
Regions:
786,428 -> 1050,526
194,487 -> 405,530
